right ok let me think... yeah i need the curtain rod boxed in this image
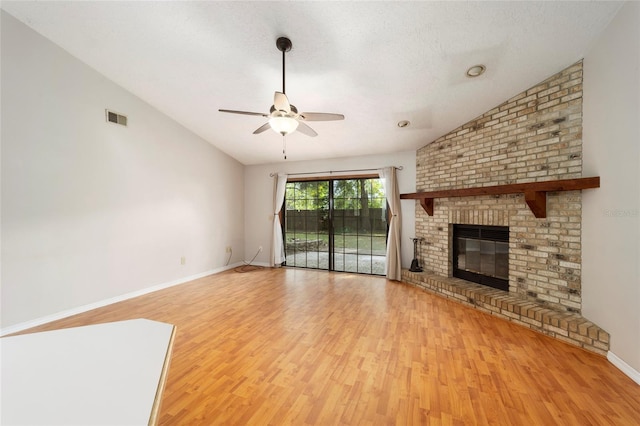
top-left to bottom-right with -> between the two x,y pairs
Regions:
269,166 -> 403,177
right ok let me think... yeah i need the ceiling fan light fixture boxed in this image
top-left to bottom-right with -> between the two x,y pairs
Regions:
269,116 -> 299,135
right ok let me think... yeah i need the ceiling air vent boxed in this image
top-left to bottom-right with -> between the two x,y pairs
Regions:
105,109 -> 127,126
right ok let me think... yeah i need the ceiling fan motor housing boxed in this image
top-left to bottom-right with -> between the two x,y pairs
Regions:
270,104 -> 298,115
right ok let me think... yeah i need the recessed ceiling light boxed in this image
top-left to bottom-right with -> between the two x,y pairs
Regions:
466,64 -> 486,78
397,120 -> 411,128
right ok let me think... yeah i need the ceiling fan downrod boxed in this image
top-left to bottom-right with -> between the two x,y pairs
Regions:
276,37 -> 292,94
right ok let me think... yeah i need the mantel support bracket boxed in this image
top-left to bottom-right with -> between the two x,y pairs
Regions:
420,198 -> 434,216
524,191 -> 547,218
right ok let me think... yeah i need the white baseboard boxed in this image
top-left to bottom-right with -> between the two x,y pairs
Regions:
0,263 -> 243,337
608,351 -> 640,386
245,261 -> 272,268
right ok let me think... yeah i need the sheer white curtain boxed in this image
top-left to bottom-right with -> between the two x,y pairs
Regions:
379,167 -> 402,280
271,173 -> 288,266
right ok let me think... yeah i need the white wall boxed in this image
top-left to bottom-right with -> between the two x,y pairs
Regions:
244,151 -> 416,269
582,1 -> 640,375
1,11 -> 245,330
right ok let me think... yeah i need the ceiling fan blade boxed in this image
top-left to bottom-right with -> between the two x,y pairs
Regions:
274,92 -> 291,113
299,112 -> 345,121
253,122 -> 272,134
219,109 -> 268,117
296,121 -> 318,137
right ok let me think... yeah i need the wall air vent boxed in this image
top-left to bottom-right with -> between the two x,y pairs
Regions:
105,109 -> 127,126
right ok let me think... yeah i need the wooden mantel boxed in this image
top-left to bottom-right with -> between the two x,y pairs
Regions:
400,176 -> 600,218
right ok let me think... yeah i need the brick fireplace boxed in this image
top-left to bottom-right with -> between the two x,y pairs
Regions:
401,61 -> 610,355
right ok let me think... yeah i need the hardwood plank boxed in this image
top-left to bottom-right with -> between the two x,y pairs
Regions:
12,267 -> 640,425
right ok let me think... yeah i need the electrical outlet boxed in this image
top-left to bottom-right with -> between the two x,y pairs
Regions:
180,256 -> 186,265
225,246 -> 232,253
258,246 -> 263,252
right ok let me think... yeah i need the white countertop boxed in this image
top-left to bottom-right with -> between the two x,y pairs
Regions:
1,318 -> 175,426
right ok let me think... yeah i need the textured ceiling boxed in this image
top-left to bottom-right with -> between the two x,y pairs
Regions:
1,1 -> 623,165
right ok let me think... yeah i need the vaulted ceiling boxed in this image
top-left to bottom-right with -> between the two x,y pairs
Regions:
2,1 -> 623,165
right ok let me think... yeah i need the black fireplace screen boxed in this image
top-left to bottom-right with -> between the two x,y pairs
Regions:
453,225 -> 509,291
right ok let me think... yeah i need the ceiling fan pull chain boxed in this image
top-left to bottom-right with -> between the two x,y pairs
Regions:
283,135 -> 287,160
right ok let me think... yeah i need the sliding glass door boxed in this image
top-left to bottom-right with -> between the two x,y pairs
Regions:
284,177 -> 387,275
284,180 -> 330,270
332,178 -> 387,274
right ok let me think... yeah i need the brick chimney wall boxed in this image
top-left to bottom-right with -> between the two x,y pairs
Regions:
415,61 -> 584,313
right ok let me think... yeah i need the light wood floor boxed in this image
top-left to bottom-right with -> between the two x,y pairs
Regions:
17,268 -> 640,425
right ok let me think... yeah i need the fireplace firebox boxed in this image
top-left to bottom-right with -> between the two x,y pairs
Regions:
452,224 -> 509,291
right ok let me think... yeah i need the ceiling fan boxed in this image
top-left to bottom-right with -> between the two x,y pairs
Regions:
219,37 -> 344,137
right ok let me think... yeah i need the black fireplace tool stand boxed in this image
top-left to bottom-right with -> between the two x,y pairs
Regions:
409,237 -> 424,272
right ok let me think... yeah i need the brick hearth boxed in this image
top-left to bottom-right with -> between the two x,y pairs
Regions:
402,269 -> 609,355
